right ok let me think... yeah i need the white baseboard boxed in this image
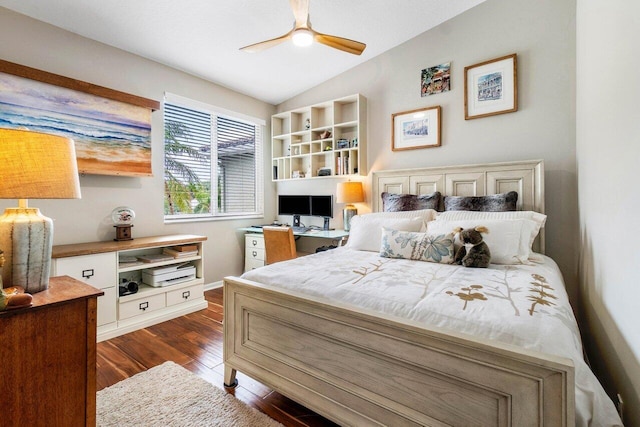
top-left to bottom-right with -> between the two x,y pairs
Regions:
204,280 -> 223,290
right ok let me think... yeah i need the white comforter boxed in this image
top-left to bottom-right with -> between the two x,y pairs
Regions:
242,247 -> 622,426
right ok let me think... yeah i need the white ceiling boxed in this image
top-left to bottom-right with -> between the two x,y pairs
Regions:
0,0 -> 485,105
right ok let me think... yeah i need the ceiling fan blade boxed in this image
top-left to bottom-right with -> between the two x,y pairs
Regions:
240,31 -> 292,53
313,32 -> 366,55
290,0 -> 310,28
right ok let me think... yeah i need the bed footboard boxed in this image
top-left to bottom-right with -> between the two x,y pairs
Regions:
223,277 -> 575,426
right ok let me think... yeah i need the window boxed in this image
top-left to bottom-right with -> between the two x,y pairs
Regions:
163,93 -> 264,221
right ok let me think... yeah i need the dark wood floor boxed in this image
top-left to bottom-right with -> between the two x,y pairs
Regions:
96,288 -> 338,427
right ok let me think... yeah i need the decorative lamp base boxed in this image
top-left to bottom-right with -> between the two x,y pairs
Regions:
0,207 -> 53,293
114,225 -> 134,241
343,205 -> 358,232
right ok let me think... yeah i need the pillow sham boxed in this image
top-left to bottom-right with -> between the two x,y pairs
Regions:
345,216 -> 423,252
427,218 -> 539,265
352,209 -> 438,224
443,191 -> 518,212
381,191 -> 442,212
435,210 -> 546,260
380,228 -> 454,264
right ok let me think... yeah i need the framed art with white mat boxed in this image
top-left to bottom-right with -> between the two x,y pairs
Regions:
391,105 -> 441,151
464,53 -> 517,120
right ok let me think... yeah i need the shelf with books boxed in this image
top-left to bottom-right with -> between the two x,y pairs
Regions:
271,94 -> 366,180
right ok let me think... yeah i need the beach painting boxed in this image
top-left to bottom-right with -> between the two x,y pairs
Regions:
0,72 -> 152,176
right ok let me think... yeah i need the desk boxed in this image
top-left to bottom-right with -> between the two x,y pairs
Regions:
240,227 -> 349,271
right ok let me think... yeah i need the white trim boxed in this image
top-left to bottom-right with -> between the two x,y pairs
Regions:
164,92 -> 266,126
205,280 -> 223,291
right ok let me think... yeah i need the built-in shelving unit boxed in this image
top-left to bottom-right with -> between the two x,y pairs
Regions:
271,93 -> 367,181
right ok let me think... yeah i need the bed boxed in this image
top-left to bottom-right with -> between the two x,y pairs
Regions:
223,160 -> 621,426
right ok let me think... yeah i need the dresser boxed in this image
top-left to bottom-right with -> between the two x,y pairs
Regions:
0,276 -> 103,426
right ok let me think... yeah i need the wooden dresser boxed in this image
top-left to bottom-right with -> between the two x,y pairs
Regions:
0,276 -> 103,426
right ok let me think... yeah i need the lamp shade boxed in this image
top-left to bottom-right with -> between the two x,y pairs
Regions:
336,181 -> 364,204
0,128 -> 81,199
0,128 -> 81,293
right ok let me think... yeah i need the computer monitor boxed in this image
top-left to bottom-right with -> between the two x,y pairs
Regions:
278,195 -> 334,228
278,195 -> 311,227
311,195 -> 334,230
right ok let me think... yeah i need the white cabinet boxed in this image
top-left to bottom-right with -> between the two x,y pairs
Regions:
52,234 -> 208,342
244,234 -> 265,271
271,94 -> 367,181
52,252 -> 117,329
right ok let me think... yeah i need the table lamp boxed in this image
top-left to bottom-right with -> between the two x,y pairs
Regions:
0,129 -> 81,293
336,181 -> 364,231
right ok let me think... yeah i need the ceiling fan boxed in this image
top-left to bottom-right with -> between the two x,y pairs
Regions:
240,0 -> 366,55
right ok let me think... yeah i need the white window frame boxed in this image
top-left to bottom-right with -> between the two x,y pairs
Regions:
163,92 -> 265,222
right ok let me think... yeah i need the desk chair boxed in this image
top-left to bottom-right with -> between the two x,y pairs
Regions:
263,226 -> 297,265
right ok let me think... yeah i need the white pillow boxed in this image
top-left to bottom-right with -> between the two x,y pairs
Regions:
427,218 -> 540,265
346,216 -> 424,252
435,210 -> 546,256
368,209 -> 438,222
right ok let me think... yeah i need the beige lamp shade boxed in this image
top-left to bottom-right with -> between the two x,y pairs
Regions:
336,181 -> 364,204
0,128 -> 81,199
0,128 -> 81,293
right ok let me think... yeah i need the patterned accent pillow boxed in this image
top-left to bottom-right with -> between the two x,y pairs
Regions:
381,192 -> 442,212
443,191 -> 518,212
380,228 -> 454,264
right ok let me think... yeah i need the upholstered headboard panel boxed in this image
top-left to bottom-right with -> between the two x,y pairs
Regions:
372,159 -> 545,252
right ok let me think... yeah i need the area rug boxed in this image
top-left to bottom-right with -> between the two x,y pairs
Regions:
97,361 -> 283,426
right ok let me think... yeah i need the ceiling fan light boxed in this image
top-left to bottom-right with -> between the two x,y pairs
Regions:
292,28 -> 313,47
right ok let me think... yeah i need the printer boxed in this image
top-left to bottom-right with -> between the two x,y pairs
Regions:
142,263 -> 196,287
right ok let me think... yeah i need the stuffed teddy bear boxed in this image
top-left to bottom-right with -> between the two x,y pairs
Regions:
453,226 -> 491,268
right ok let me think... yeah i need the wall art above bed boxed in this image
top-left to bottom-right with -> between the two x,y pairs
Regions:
391,105 -> 441,151
0,59 -> 160,177
464,53 -> 517,120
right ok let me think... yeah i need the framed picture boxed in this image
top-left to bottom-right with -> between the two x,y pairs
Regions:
391,105 -> 441,151
0,59 -> 159,176
464,53 -> 517,120
421,62 -> 451,97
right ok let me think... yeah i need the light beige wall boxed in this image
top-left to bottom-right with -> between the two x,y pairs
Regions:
576,0 -> 640,424
277,0 -> 579,301
0,8 -> 276,285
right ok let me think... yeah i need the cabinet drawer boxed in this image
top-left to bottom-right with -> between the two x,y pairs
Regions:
245,234 -> 265,249
97,287 -> 117,327
245,247 -> 265,262
245,258 -> 265,271
119,293 -> 165,320
166,285 -> 204,307
54,253 -> 117,290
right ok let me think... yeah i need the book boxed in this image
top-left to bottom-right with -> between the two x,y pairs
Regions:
169,245 -> 198,252
163,248 -> 198,258
119,260 -> 143,267
136,253 -> 174,263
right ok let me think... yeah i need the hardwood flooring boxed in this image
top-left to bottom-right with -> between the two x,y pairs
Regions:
96,288 -> 338,427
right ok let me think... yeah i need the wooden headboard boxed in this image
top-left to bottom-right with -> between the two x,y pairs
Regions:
372,159 -> 545,252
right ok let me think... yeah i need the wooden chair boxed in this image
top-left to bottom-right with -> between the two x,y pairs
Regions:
263,226 -> 297,265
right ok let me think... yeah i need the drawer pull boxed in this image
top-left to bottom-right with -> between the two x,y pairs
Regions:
252,239 -> 258,246
139,301 -> 149,311
182,291 -> 191,300
252,251 -> 257,257
82,269 -> 95,279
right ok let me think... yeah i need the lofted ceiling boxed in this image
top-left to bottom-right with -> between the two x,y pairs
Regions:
0,0 -> 485,105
